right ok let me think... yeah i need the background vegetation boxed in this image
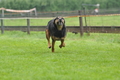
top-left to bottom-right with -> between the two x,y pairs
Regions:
0,31 -> 120,80
0,0 -> 120,11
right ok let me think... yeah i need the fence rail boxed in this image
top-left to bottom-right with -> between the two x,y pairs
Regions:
1,26 -> 120,33
1,9 -> 120,18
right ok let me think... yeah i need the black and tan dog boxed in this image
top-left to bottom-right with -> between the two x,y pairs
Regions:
45,17 -> 66,52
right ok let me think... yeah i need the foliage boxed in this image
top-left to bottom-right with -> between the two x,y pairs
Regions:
0,31 -> 120,80
0,0 -> 120,11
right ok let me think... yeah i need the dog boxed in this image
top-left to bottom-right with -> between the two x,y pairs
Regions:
45,17 -> 66,52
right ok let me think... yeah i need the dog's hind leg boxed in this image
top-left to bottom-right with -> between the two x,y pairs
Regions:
45,29 -> 51,48
59,40 -> 65,48
52,39 -> 55,52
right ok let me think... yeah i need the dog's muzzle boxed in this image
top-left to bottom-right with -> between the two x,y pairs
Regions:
57,20 -> 63,26
56,19 -> 64,30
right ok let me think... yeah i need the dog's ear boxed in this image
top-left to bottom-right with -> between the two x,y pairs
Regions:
55,17 -> 59,19
54,17 -> 59,25
61,17 -> 65,24
54,17 -> 59,21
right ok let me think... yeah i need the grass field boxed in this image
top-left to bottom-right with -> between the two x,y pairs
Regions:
2,15 -> 120,26
0,31 -> 120,80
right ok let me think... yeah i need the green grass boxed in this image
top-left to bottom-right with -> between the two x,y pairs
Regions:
2,15 -> 120,26
0,31 -> 120,80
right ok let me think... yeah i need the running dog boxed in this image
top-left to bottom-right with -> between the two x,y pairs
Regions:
45,17 -> 66,52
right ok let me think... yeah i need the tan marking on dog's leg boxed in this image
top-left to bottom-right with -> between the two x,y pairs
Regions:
45,29 -> 51,48
52,39 -> 55,52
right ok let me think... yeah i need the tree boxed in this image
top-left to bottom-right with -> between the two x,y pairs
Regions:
0,0 -> 120,11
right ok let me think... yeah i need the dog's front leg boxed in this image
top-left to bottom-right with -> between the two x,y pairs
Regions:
59,39 -> 65,48
45,29 -> 51,48
52,39 -> 55,52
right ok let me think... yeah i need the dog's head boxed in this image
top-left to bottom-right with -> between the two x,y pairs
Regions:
54,17 -> 65,31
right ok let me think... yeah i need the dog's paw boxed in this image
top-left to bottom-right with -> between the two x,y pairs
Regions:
59,45 -> 65,48
59,45 -> 62,48
48,46 -> 51,48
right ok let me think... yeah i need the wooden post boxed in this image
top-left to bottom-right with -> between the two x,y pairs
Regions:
27,19 -> 30,34
78,11 -> 83,37
1,19 -> 4,34
2,9 -> 4,18
34,8 -> 37,16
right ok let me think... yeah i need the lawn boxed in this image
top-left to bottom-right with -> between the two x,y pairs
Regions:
0,31 -> 120,80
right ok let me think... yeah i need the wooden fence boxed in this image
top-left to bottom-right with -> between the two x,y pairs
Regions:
0,16 -> 84,36
1,17 -> 120,36
1,25 -> 120,33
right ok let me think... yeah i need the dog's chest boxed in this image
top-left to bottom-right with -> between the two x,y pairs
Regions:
48,21 -> 66,38
52,28 -> 66,38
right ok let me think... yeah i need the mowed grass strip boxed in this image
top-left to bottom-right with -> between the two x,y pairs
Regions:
0,31 -> 120,80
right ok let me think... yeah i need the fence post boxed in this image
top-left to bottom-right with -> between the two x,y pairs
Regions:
1,19 -> 4,34
27,19 -> 30,34
78,10 -> 83,37
2,9 -> 4,18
